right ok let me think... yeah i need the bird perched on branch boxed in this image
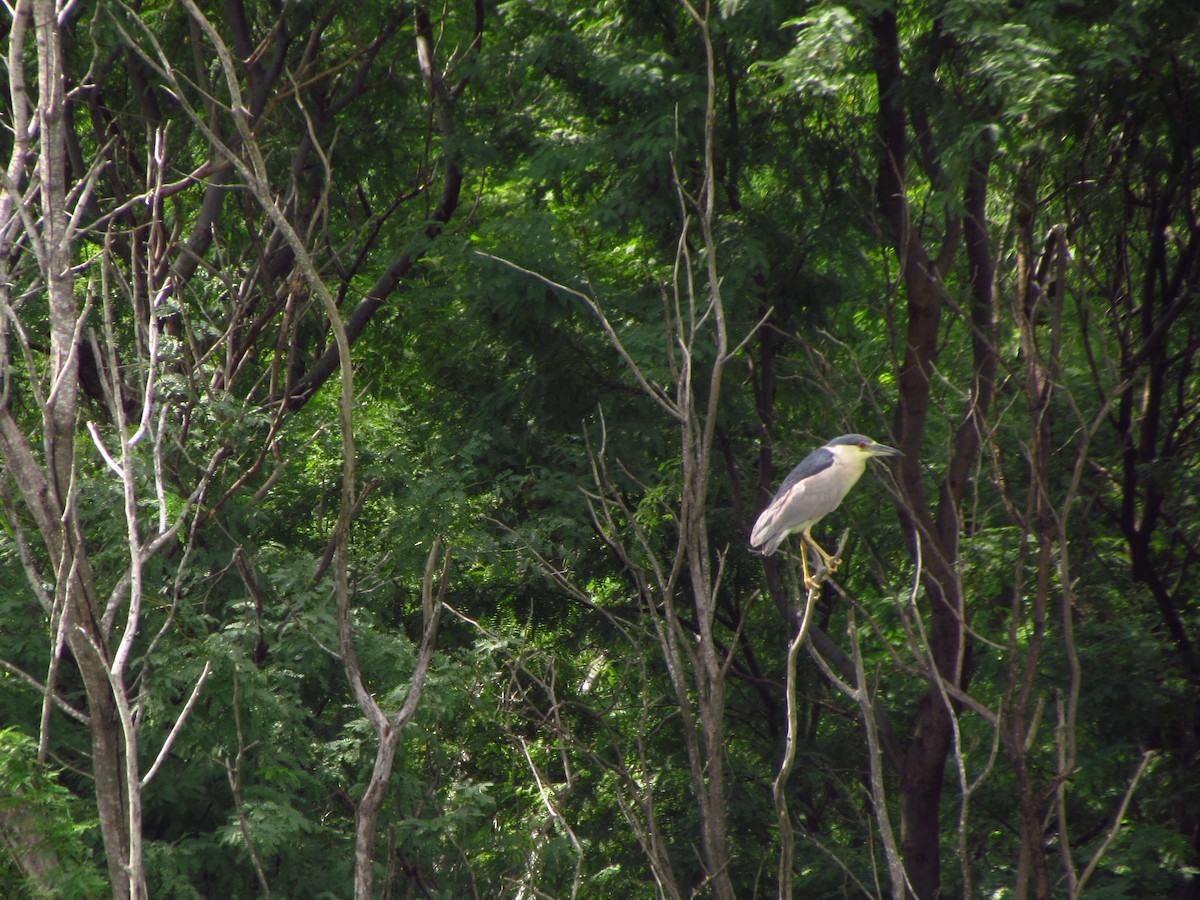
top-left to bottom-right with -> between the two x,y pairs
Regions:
751,433 -> 902,587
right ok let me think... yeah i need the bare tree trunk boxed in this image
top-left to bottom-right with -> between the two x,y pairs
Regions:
338,541 -> 446,900
0,796 -> 64,895
1,3 -> 136,894
869,7 -> 998,894
872,8 -> 957,890
4,2 -> 479,895
487,5 -> 740,892
1004,180 -> 1058,900
662,6 -> 735,894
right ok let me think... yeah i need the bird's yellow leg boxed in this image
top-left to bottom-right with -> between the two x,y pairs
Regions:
798,533 -> 820,590
804,532 -> 839,581
816,540 -> 839,573
800,543 -> 816,590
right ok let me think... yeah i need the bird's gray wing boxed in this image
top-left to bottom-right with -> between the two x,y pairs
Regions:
772,447 -> 833,500
751,447 -> 834,554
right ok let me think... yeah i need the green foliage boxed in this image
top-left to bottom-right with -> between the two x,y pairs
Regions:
3,0 -> 1200,895
763,7 -> 863,100
0,730 -> 106,899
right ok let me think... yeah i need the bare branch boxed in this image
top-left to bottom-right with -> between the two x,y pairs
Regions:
0,657 -> 89,724
141,661 -> 213,788
773,581 -> 820,899
1072,752 -> 1155,898
475,251 -> 683,422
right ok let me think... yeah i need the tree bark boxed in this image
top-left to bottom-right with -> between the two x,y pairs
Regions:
869,6 -> 996,895
1,3 -> 137,895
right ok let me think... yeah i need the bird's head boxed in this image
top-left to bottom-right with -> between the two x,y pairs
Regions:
825,433 -> 903,462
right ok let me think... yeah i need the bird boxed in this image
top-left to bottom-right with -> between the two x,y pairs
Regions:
751,434 -> 902,587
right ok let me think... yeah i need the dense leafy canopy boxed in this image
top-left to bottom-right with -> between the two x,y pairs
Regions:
2,0 -> 1199,897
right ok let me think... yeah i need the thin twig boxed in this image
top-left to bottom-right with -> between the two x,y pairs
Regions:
772,581 -> 820,899
1073,751 -> 1155,898
475,251 -> 683,422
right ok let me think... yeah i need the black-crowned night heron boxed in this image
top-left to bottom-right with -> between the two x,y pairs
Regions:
751,434 -> 901,587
